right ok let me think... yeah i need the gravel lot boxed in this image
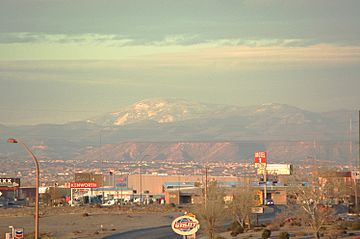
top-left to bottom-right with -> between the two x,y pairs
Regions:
0,205 -> 182,238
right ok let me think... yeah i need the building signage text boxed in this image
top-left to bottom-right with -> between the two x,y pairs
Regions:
69,182 -> 97,188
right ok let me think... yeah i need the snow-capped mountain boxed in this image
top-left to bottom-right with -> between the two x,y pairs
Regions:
0,99 -> 357,163
90,99 -> 324,127
90,98 -> 230,126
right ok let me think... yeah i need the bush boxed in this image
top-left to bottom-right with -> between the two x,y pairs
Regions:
278,231 -> 290,239
82,212 -> 89,217
351,221 -> 360,230
338,221 -> 352,229
230,221 -> 244,236
262,229 -> 271,239
267,223 -> 280,231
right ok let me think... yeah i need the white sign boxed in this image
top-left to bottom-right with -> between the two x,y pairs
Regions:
251,207 -> 264,214
352,171 -> 360,180
171,215 -> 200,236
257,164 -> 292,175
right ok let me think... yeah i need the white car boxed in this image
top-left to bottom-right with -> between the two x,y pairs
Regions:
265,199 -> 274,206
101,199 -> 116,206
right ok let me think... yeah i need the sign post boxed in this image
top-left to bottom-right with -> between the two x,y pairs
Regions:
352,171 -> 360,212
255,152 -> 267,205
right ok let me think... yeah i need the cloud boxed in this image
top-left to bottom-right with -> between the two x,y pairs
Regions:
0,32 -> 320,47
0,33 -> 359,64
0,32 -> 133,46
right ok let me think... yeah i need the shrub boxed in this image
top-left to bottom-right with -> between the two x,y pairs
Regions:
230,221 -> 244,236
262,229 -> 271,239
267,223 -> 280,231
351,221 -> 360,230
278,231 -> 290,239
338,221 -> 351,229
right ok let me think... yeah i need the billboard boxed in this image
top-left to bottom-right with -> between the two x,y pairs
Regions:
75,173 -> 103,187
0,178 -> 20,188
257,164 -> 293,176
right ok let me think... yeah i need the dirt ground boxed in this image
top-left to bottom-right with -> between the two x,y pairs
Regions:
2,206 -> 360,239
0,205 -> 182,239
217,225 -> 360,239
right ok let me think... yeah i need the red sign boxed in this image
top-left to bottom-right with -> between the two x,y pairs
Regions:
15,228 -> 24,238
69,182 -> 97,188
254,152 -> 267,164
116,177 -> 125,182
171,215 -> 200,236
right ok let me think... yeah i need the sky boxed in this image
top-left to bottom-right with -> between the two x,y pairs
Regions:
0,0 -> 359,125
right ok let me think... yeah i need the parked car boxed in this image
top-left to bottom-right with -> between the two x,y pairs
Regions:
101,199 -> 116,207
265,199 -> 274,206
7,202 -> 23,208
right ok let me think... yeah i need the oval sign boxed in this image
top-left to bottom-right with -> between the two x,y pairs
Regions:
171,215 -> 200,236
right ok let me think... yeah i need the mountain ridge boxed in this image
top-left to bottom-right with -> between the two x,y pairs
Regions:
0,98 -> 357,164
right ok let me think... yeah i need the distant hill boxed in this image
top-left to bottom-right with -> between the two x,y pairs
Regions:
0,98 -> 357,164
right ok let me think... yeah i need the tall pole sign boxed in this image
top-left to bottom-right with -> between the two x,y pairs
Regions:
254,152 -> 267,164
254,152 -> 267,205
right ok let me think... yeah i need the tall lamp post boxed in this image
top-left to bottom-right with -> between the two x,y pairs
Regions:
7,138 -> 40,239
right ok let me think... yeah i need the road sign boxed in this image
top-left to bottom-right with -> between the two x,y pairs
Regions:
171,215 -> 200,236
251,207 -> 264,214
254,152 -> 267,164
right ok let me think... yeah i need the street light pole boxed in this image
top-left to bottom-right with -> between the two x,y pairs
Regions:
7,138 -> 40,239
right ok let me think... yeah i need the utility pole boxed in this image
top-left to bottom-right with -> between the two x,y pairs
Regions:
139,161 -> 142,204
263,163 -> 267,205
355,110 -> 360,212
204,165 -> 208,209
350,117 -> 353,167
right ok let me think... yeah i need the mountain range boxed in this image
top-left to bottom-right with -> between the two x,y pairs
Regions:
0,98 -> 358,164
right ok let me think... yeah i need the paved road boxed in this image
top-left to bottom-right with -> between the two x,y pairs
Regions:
104,205 -> 350,239
103,225 -> 183,239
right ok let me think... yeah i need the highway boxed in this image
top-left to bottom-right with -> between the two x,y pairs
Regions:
104,206 -> 285,239
104,205 -> 348,239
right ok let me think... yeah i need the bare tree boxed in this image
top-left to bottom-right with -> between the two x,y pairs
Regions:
196,181 -> 228,239
293,170 -> 335,239
229,185 -> 257,232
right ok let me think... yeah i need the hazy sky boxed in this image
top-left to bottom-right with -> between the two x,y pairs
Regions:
0,0 -> 359,125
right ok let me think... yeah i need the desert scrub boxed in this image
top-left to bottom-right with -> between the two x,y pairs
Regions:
262,229 -> 271,239
278,231 -> 290,239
